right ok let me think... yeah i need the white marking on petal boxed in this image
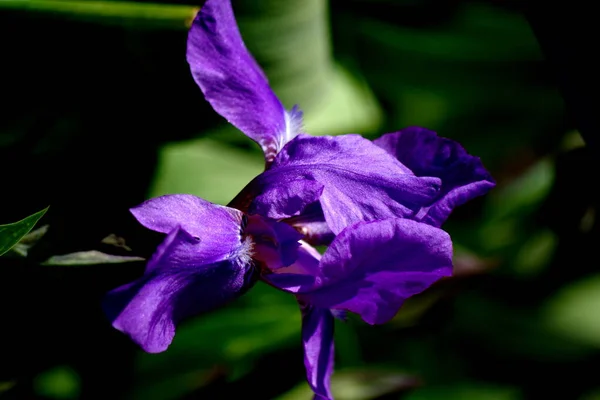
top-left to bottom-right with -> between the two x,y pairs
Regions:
265,105 -> 304,167
281,105 -> 304,151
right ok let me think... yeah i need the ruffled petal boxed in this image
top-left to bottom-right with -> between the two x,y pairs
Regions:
130,194 -> 244,266
244,134 -> 441,234
301,304 -> 335,400
374,127 -> 495,227
186,0 -> 301,163
298,218 -> 453,325
104,221 -> 254,352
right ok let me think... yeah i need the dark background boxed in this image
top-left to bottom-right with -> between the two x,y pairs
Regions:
0,0 -> 597,399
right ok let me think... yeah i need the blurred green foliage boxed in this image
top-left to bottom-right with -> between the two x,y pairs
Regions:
0,0 -> 598,399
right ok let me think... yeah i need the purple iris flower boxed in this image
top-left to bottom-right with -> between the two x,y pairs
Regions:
103,1 -> 494,398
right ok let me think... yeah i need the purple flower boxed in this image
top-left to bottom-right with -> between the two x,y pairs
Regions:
265,218 -> 452,399
103,195 -> 303,353
104,1 -> 494,398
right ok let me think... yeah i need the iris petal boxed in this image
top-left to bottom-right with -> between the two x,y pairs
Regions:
130,194 -> 245,267
374,127 -> 495,227
103,226 -> 255,353
264,242 -> 321,293
244,214 -> 303,270
302,305 -> 335,400
299,218 -> 453,324
247,134 -> 441,234
186,0 -> 301,163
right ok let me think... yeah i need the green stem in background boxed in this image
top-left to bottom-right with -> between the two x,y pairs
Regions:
233,0 -> 333,111
0,0 -> 198,30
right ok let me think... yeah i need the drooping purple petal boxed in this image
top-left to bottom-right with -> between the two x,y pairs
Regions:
298,218 -> 453,325
301,304 -> 335,400
374,127 -> 495,227
243,134 -> 442,234
103,226 -> 255,353
130,194 -> 244,267
186,0 -> 301,163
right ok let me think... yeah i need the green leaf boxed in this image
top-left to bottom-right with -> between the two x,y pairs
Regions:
34,365 -> 81,400
235,0 -> 333,110
543,274 -> 600,348
303,64 -> 383,136
512,228 -> 557,278
0,206 -> 49,256
9,224 -> 50,257
485,157 -> 554,223
453,157 -> 554,257
149,138 -> 264,205
42,250 -> 144,266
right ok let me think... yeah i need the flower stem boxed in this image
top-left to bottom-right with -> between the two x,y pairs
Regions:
0,0 -> 198,30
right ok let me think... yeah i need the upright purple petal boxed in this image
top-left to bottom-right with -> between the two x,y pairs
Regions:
298,218 -> 453,325
244,134 -> 442,234
374,127 -> 495,227
104,219 -> 254,352
186,0 -> 301,163
130,194 -> 244,267
301,304 -> 335,400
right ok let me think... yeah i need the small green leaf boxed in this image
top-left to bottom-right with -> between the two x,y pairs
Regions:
9,224 -> 50,257
0,206 -> 49,256
101,233 -> 132,251
42,250 -> 144,266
